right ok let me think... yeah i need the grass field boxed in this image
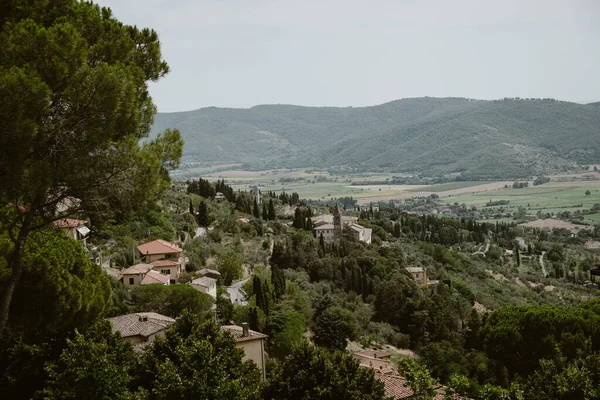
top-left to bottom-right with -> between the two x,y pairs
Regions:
175,167 -> 600,223
406,181 -> 495,192
444,182 -> 600,224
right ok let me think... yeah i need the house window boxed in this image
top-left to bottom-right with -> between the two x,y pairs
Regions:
160,269 -> 170,275
129,278 -> 134,285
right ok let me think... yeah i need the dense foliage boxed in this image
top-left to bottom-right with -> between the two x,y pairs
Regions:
152,97 -> 600,178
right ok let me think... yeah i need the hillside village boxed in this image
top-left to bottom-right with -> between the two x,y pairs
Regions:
2,2 -> 600,400
27,175 -> 599,399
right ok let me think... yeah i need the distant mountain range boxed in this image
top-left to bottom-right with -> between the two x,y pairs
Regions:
150,97 -> 600,179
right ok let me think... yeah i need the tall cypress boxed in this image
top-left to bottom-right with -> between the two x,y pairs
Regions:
268,199 -> 276,220
253,199 -> 260,218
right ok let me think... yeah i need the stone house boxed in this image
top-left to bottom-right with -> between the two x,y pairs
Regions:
406,267 -> 427,285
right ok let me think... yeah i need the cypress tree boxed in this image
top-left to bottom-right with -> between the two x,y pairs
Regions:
189,198 -> 194,215
253,199 -> 260,218
197,200 -> 209,227
271,264 -> 286,299
268,199 -> 276,220
262,203 -> 268,220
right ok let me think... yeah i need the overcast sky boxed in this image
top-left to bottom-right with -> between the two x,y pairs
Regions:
96,0 -> 600,112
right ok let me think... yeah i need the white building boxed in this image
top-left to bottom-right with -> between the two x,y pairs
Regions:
190,276 -> 217,299
313,205 -> 372,244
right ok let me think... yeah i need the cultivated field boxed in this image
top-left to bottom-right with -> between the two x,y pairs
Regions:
176,167 -> 600,225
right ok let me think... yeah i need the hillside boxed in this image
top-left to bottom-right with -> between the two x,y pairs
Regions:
150,97 -> 600,178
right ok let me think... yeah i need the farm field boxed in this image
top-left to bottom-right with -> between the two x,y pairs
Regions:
444,181 -> 600,224
176,167 -> 600,225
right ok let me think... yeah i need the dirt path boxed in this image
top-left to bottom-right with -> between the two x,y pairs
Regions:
540,251 -> 547,277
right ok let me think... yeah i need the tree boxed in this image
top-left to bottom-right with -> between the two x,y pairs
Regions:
0,227 -> 111,336
586,190 -> 591,196
0,0 -> 182,335
374,272 -> 419,328
524,351 -> 600,400
399,359 -> 438,400
138,311 -> 261,399
197,200 -> 209,227
131,284 -> 213,318
263,341 -> 387,400
313,306 -> 357,351
0,228 -> 112,398
38,321 -> 136,400
268,199 -> 276,220
262,203 -> 268,220
271,263 -> 286,299
478,383 -> 524,400
217,251 -> 243,286
189,198 -> 194,215
253,199 -> 260,218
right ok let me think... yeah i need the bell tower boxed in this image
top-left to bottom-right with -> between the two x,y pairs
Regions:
333,204 -> 341,239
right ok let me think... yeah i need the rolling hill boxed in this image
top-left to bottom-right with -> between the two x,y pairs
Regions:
150,97 -> 600,178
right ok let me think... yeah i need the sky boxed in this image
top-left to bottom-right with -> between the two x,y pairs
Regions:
96,0 -> 600,112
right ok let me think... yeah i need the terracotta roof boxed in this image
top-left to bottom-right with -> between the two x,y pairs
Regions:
151,259 -> 179,267
221,325 -> 268,342
314,223 -> 335,230
374,372 -> 414,400
374,371 -> 450,400
107,312 -> 175,338
141,270 -> 170,285
122,263 -> 153,275
53,218 -> 87,228
138,239 -> 182,255
199,268 -> 221,277
191,276 -> 217,288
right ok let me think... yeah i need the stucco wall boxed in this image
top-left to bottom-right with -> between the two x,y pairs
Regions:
123,273 -> 142,287
236,339 -> 265,380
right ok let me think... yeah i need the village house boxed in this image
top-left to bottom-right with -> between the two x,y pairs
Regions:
313,205 -> 372,244
222,323 -> 268,381
107,312 -> 175,349
138,239 -> 185,279
406,267 -> 428,285
352,348 -> 452,399
199,268 -> 221,280
250,185 -> 261,204
53,218 -> 90,245
189,276 -> 217,299
121,263 -> 170,287
214,192 -> 226,201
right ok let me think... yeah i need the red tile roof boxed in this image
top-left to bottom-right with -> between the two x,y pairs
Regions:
141,271 -> 170,285
122,263 -> 154,275
374,372 -> 414,399
221,325 -> 268,342
151,259 -> 179,267
138,239 -> 182,255
374,371 -> 453,400
53,218 -> 87,228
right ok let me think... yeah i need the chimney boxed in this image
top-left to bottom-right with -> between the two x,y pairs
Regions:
139,315 -> 148,322
241,322 -> 249,337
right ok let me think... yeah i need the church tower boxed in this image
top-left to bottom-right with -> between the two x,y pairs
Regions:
333,204 -> 341,239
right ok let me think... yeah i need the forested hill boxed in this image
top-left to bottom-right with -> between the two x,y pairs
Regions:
150,97 -> 600,178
